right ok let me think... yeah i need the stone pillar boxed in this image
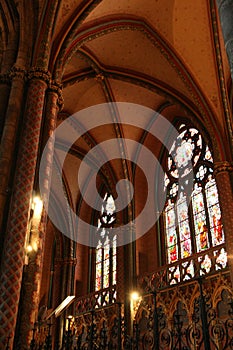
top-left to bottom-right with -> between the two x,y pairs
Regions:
123,223 -> 136,335
15,81 -> 63,349
40,81 -> 63,207
214,161 -> 233,283
57,257 -> 77,347
52,258 -> 63,349
0,67 -> 50,350
0,66 -> 26,239
0,72 -> 11,139
217,0 -> 233,80
14,204 -> 44,350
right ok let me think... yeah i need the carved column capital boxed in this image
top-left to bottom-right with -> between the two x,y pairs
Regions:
27,67 -> 51,85
214,161 -> 233,176
48,80 -> 64,110
8,66 -> 26,81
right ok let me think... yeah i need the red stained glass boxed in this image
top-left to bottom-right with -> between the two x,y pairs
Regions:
164,124 -> 225,279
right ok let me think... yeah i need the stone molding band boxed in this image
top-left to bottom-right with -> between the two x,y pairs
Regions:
0,66 -> 63,107
27,67 -> 51,84
214,161 -> 233,176
0,65 -> 61,86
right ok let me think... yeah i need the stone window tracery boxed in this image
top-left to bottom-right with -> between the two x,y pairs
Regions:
95,193 -> 117,291
164,123 -> 226,280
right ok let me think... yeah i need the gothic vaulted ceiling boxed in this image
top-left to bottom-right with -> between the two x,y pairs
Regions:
1,0 -> 231,227
47,0 -> 231,220
44,0 -> 230,214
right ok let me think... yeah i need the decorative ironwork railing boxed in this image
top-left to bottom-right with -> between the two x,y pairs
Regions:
29,245 -> 231,349
61,271 -> 233,350
66,302 -> 123,350
130,273 -> 233,350
130,243 -> 231,350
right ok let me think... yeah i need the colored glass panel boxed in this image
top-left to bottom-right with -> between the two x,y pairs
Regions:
104,258 -> 109,274
192,185 -> 205,216
209,205 -> 224,245
167,228 -> 178,263
200,254 -> 212,274
164,124 -> 226,283
103,273 -> 109,289
191,185 -> 208,251
169,266 -> 180,284
168,127 -> 201,179
177,195 -> 192,258
165,201 -> 176,228
96,263 -> 102,290
182,261 -> 194,280
175,139 -> 193,169
196,165 -> 208,181
206,179 -> 224,246
206,178 -> 219,206
96,247 -> 102,263
195,212 -> 209,251
104,247 -> 109,260
95,193 -> 116,291
113,271 -> 117,285
204,146 -> 213,162
215,248 -> 227,269
165,201 -> 178,263
177,195 -> 189,221
180,238 -> 192,258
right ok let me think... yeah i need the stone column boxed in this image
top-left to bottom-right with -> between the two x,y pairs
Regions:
217,0 -> 233,80
57,257 -> 77,348
122,223 -> 136,335
0,72 -> 11,139
14,203 -> 44,350
214,161 -> 233,283
40,81 -> 63,207
0,67 -> 50,350
0,66 -> 26,239
15,80 -> 63,349
52,258 -> 63,349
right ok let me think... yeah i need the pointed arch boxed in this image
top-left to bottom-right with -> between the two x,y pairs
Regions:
162,121 -> 227,283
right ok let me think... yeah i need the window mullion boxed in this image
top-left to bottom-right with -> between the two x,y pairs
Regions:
188,196 -> 197,254
175,202 -> 181,260
101,247 -> 104,290
109,245 -> 113,287
203,182 -> 213,247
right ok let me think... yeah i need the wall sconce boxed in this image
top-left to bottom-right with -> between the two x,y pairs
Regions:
131,292 -> 140,301
66,315 -> 74,331
24,193 -> 43,264
130,291 -> 142,320
26,244 -> 33,253
32,195 -> 43,220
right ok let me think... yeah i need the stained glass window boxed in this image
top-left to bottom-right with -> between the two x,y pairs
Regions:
164,124 -> 225,280
95,193 -> 117,291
